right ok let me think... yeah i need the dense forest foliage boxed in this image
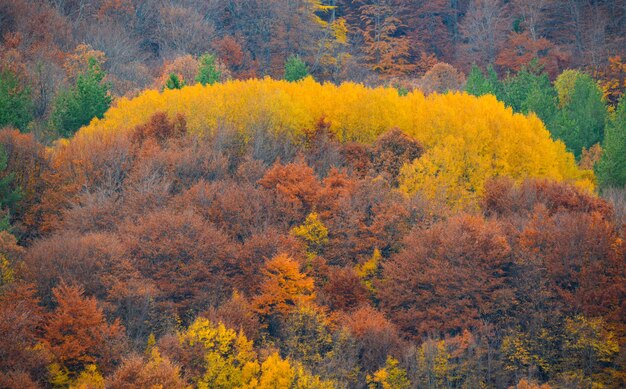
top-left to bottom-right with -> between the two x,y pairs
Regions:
0,1 -> 625,388
1,0 -> 626,134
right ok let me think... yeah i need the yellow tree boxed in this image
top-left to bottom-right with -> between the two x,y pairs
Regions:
355,248 -> 382,295
257,352 -> 334,389
257,353 -> 294,389
561,315 -> 619,386
178,317 -> 260,388
291,212 -> 329,258
177,319 -> 334,389
367,356 -> 411,389
69,365 -> 105,389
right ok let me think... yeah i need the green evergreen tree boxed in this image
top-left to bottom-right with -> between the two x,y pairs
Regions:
165,73 -> 185,90
0,68 -> 33,131
284,55 -> 309,82
519,78 -> 558,131
596,97 -> 626,188
499,60 -> 558,131
554,73 -> 606,157
465,64 -> 502,99
195,53 -> 221,86
51,57 -> 111,137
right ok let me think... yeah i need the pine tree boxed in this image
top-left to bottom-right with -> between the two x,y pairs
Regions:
502,60 -> 557,126
195,53 -> 221,86
164,73 -> 185,90
284,55 -> 309,82
51,57 -> 111,137
465,64 -> 502,98
596,97 -> 626,188
0,68 -> 32,131
554,72 -> 607,158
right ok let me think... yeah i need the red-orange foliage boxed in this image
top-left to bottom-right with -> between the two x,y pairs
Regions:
482,178 -> 612,219
341,305 -> 403,372
35,131 -> 134,236
317,168 -> 357,219
34,112 -> 189,238
252,253 -> 316,319
0,129 -> 48,239
0,229 -> 24,268
496,32 -> 569,77
258,159 -> 321,225
203,291 -> 261,342
357,1 -> 414,76
25,232 -> 127,306
369,128 -> 424,186
120,208 -> 237,317
1,1 -> 625,386
303,117 -> 343,176
108,351 -> 185,389
518,207 -> 625,332
509,378 -> 552,389
235,228 -> 303,295
319,266 -> 369,312
153,55 -> 199,90
156,333 -> 204,384
43,283 -> 126,375
0,283 -> 48,385
178,180 -> 274,242
340,142 -> 372,178
23,231 -> 152,341
322,176 -> 426,266
339,129 -> 424,185
378,215 -> 514,338
0,370 -> 39,389
595,55 -> 626,107
131,111 -> 187,146
212,35 -> 245,71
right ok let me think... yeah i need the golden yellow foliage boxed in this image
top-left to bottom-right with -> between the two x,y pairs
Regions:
555,69 -> 582,108
564,315 -> 619,364
69,365 -> 105,389
367,356 -> 411,389
179,317 -> 260,389
257,352 -> 334,389
0,254 -> 14,286
509,378 -> 552,389
355,248 -> 382,294
291,212 -> 329,258
179,318 -> 334,389
72,78 -> 592,208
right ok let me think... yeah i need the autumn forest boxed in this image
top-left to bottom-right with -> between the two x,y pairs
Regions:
0,0 -> 625,388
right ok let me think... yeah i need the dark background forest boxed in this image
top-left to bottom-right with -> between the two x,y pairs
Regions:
0,1 -> 625,388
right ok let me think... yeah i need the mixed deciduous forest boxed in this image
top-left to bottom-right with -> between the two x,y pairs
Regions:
0,1 -> 625,388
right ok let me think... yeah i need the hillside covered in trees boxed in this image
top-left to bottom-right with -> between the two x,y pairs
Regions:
0,1 -> 626,389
